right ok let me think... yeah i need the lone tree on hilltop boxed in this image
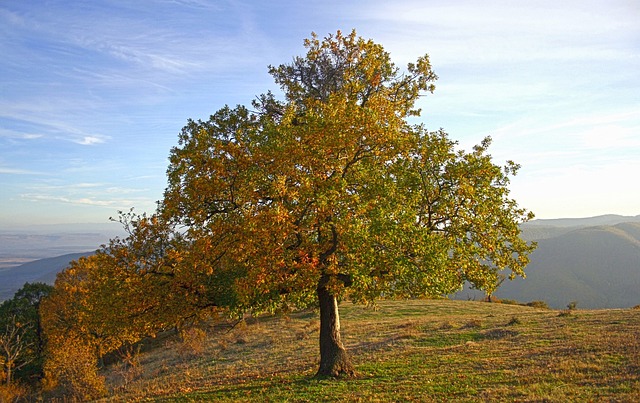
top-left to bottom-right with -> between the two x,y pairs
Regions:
160,30 -> 535,377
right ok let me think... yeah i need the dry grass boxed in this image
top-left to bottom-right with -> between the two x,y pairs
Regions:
96,299 -> 640,402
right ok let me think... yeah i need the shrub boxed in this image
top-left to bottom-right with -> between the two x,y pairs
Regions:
179,327 -> 208,357
439,321 -> 455,330
114,344 -> 143,389
42,337 -> 106,401
0,382 -> 28,402
526,300 -> 550,310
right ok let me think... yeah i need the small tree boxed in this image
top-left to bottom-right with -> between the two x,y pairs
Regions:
41,333 -> 106,401
0,316 -> 33,386
40,211 -> 221,393
0,282 -> 53,384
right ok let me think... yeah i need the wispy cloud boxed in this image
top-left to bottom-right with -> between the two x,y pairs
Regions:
0,167 -> 42,175
489,108 -> 640,146
72,135 -> 110,146
359,0 -> 639,63
22,194 -> 116,207
0,128 -> 44,140
2,0 -> 638,224
0,99 -> 112,146
20,182 -> 155,210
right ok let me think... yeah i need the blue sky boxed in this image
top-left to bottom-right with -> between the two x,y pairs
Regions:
1,0 -> 639,228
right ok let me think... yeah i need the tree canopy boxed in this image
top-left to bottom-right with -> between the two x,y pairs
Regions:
160,30 -> 534,375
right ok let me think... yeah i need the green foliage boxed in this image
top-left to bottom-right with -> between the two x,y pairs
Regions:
0,282 -> 53,385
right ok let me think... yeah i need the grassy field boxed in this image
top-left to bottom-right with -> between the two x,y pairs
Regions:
99,299 -> 640,402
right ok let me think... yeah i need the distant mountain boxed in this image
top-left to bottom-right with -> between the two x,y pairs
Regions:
519,214 -> 640,241
0,222 -> 123,269
523,214 -> 640,228
456,218 -> 640,309
0,252 -> 92,301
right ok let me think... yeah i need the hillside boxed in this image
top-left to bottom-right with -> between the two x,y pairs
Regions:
0,223 -> 122,269
522,214 -> 640,229
519,214 -> 640,241
491,221 -> 640,309
0,223 -> 120,301
0,252 -> 91,301
452,218 -> 640,309
96,299 -> 640,402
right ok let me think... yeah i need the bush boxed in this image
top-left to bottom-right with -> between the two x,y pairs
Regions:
463,319 -> 482,329
179,327 -> 208,357
526,301 -> 550,310
114,344 -> 143,389
0,382 -> 28,402
42,337 -> 106,401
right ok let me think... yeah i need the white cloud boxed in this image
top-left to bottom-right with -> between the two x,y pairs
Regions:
0,99 -> 112,145
73,135 -> 109,146
20,192 -> 152,209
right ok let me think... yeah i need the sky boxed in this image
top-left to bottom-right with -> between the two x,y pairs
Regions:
1,0 -> 639,229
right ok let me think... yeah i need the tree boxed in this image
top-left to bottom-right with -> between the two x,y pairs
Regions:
160,30 -> 535,377
0,282 -> 53,384
0,316 -> 33,386
40,211 -> 204,395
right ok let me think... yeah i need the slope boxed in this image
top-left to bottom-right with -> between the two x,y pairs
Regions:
494,222 -> 640,308
0,252 -> 91,301
95,299 -> 640,402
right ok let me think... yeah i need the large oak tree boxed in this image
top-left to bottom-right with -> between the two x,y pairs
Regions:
160,30 -> 535,376
41,31 -> 534,384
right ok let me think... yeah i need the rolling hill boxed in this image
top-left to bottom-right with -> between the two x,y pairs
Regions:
500,222 -> 640,308
0,252 -> 91,301
456,217 -> 640,308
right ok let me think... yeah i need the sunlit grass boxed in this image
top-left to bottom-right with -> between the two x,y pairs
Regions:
98,299 -> 640,402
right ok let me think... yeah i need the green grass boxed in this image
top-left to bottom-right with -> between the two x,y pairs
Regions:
98,299 -> 640,402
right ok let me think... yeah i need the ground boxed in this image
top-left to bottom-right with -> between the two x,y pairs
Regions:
98,299 -> 640,402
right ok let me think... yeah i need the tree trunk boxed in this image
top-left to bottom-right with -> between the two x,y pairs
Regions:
316,280 -> 354,378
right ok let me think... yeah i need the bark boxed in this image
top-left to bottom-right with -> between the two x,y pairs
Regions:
315,278 -> 354,378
